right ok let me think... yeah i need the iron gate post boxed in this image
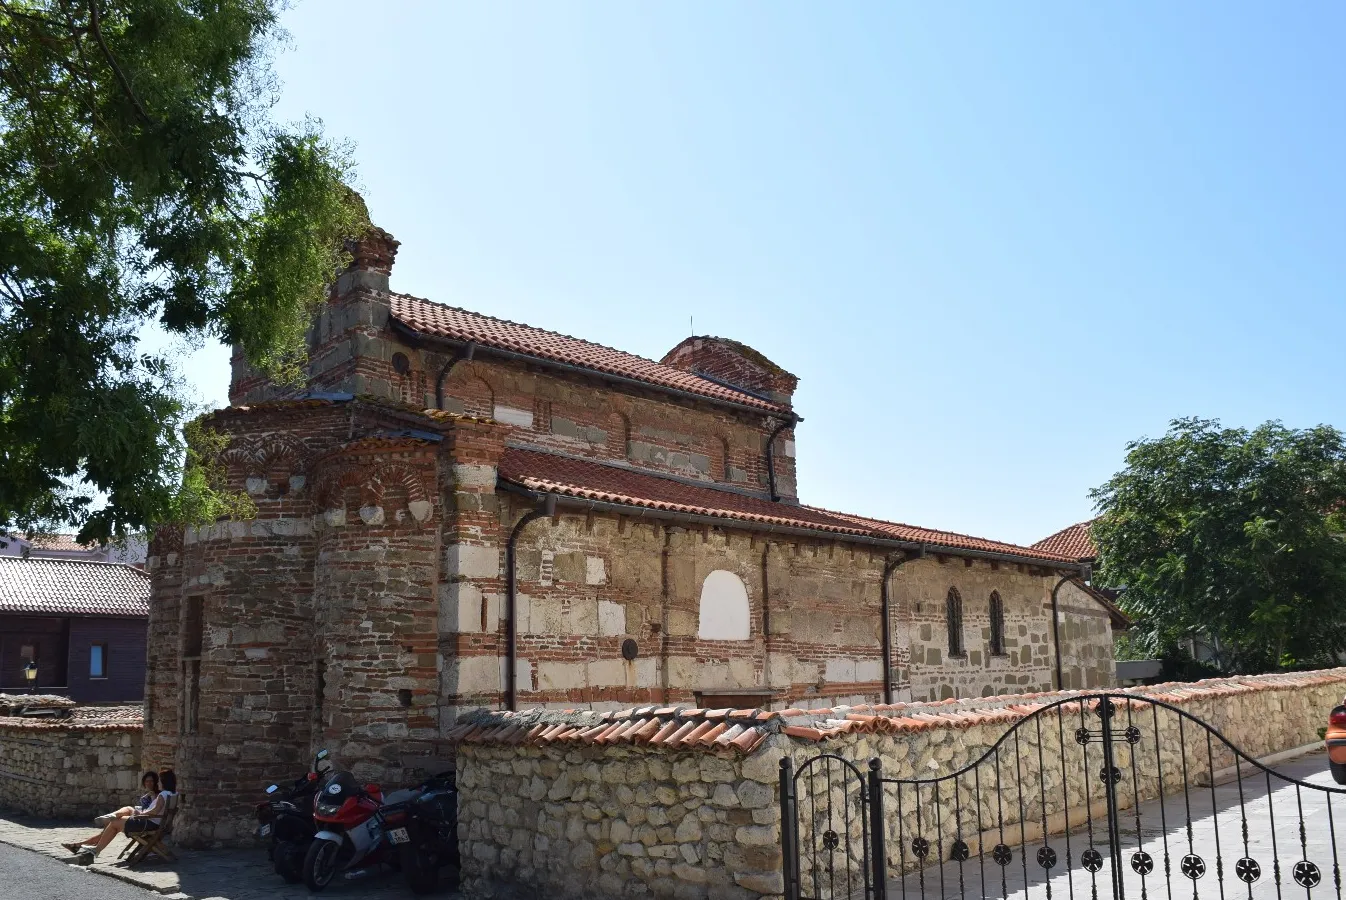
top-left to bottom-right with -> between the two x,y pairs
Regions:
1099,694 -> 1127,900
868,758 -> 888,900
780,757 -> 800,900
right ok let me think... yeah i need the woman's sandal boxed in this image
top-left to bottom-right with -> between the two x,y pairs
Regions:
61,841 -> 85,854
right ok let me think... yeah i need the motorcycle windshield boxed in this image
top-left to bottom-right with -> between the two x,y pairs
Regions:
315,771 -> 361,817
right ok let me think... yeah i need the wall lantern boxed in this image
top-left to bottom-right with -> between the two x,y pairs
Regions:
23,661 -> 37,690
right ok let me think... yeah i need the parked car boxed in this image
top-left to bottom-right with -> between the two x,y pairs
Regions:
1327,703 -> 1346,784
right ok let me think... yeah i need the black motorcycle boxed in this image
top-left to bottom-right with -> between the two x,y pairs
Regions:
388,771 -> 459,894
255,748 -> 330,883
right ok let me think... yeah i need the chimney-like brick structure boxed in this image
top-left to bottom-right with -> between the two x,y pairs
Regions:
660,336 -> 798,408
662,337 -> 799,500
228,225 -> 405,406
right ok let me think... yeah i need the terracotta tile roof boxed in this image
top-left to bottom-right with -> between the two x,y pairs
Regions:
0,557 -> 149,618
1032,519 -> 1097,560
389,294 -> 789,414
498,448 -> 1076,564
445,669 -> 1346,753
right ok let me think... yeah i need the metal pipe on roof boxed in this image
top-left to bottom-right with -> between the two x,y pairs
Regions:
389,320 -> 795,421
505,493 -> 556,711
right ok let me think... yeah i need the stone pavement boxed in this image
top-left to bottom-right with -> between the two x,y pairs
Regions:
0,814 -> 461,899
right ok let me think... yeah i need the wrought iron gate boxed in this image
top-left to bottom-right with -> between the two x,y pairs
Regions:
779,693 -> 1346,900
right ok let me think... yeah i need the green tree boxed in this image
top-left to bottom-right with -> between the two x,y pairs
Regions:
1091,417 -> 1346,673
0,0 -> 365,543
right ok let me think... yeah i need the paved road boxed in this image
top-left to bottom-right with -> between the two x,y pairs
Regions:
0,840 -> 157,899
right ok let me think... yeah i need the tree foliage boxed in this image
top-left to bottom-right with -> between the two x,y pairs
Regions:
0,0 -> 365,543
1091,417 -> 1346,673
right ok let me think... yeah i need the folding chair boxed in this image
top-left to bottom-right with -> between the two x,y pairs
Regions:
122,794 -> 180,866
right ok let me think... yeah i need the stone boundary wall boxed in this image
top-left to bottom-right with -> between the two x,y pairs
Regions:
455,669 -> 1346,900
0,718 -> 144,820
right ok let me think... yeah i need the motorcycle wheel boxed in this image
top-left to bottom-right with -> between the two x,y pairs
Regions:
275,841 -> 304,884
304,839 -> 340,892
400,844 -> 438,895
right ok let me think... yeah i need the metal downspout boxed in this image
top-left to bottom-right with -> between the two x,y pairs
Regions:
880,547 -> 925,704
505,493 -> 555,711
1050,574 -> 1072,690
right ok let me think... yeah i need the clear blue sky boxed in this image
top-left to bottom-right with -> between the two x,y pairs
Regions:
169,2 -> 1346,547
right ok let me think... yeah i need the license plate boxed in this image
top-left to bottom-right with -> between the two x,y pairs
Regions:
387,827 -> 410,845
258,824 -> 272,837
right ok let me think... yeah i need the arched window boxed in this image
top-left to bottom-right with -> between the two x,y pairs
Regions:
989,591 -> 1005,656
946,587 -> 964,657
698,570 -> 751,640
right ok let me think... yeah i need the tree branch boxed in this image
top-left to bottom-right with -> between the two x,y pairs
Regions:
86,0 -> 151,125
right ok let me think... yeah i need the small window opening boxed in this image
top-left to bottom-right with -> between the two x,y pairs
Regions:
182,596 -> 204,658
989,591 -> 1005,656
90,643 -> 108,679
946,587 -> 964,657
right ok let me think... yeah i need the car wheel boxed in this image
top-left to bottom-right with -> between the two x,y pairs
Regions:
1331,761 -> 1346,785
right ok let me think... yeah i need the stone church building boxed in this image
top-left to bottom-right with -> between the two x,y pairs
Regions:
141,226 -> 1121,843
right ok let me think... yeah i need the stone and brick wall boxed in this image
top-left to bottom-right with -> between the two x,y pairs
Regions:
142,399 -> 462,847
490,505 -> 1115,712
152,222 -> 1117,849
0,716 -> 143,820
454,669 -> 1346,900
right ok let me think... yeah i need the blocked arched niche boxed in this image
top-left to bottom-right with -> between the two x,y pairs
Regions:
697,570 -> 751,640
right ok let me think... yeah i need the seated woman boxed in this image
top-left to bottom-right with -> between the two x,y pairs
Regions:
63,770 -> 176,859
86,771 -> 159,829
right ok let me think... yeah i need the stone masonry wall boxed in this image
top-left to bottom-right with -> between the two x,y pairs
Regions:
0,720 -> 143,820
456,669 -> 1346,900
458,737 -> 785,900
142,398 -> 469,847
480,503 -> 1103,712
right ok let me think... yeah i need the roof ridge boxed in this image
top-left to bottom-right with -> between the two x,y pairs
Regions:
389,294 -> 787,414
802,505 -> 1074,561
0,556 -> 148,575
391,293 -> 661,367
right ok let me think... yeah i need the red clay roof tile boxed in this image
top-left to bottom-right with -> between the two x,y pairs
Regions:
390,295 -> 787,414
439,670 -> 1346,756
499,448 -> 1076,564
1032,520 -> 1097,561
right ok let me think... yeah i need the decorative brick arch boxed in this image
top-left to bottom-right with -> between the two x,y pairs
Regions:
256,434 -> 311,475
313,464 -> 378,511
217,439 -> 262,479
441,362 -> 494,418
368,461 -> 432,522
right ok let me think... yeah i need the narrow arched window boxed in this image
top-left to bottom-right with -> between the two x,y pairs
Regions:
989,591 -> 1005,656
946,587 -> 964,657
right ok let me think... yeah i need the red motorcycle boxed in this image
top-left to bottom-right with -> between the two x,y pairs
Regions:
302,770 -> 418,891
